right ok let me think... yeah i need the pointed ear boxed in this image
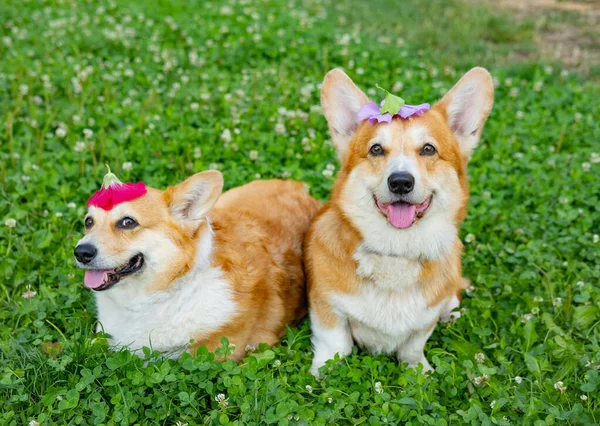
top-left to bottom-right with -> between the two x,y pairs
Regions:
164,170 -> 223,228
435,67 -> 494,160
321,69 -> 369,162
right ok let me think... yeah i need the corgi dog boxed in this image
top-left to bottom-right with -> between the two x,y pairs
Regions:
74,172 -> 320,360
306,68 -> 494,376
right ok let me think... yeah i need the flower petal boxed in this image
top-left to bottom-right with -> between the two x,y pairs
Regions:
398,103 -> 430,119
357,102 -> 380,122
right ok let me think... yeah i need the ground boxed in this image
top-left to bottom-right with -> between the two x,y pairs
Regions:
1,0 -> 599,424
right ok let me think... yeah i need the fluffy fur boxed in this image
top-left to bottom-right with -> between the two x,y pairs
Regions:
75,173 -> 320,360
306,68 -> 494,376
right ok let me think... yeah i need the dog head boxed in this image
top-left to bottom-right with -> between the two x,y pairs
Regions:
321,68 -> 493,255
74,170 -> 223,293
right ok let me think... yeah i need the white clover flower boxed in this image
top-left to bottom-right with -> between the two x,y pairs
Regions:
574,112 -> 583,123
533,81 -> 543,92
214,393 -> 229,407
544,66 -> 553,75
273,359 -> 281,368
473,374 -> 489,385
33,96 -> 43,105
521,313 -> 533,323
514,376 -> 522,384
553,298 -> 562,308
19,84 -> 29,96
124,69 -> 134,77
55,212 -> 63,218
576,281 -> 584,287
28,421 -> 40,426
531,307 -> 540,315
322,169 -> 333,178
67,202 -> 76,209
580,394 -> 588,401
275,122 -> 286,135
509,88 -> 519,97
490,400 -> 496,409
22,285 -> 37,299
221,128 -> 232,143
590,153 -> 600,164
474,352 -> 485,364
83,128 -> 93,139
122,162 -> 133,171
593,234 -> 599,244
73,141 -> 86,152
55,127 -> 67,138
245,344 -> 256,352
190,102 -> 199,111
516,111 -> 524,120
554,381 -> 566,393
22,175 -> 30,182
392,81 -> 404,92
327,397 -> 333,403
5,218 -> 16,228
464,233 -> 476,243
374,381 -> 383,394
193,147 -> 202,159
305,385 -> 313,393
281,171 -> 291,179
533,296 -> 543,302
249,150 -> 259,161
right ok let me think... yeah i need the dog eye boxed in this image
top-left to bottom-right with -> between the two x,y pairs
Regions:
420,143 -> 437,156
369,144 -> 385,156
117,217 -> 138,229
84,217 -> 94,229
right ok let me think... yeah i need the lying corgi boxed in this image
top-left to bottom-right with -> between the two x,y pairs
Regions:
306,67 -> 493,376
74,172 -> 320,360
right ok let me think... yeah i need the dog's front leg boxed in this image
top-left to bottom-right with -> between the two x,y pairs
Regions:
397,326 -> 435,373
309,308 -> 353,378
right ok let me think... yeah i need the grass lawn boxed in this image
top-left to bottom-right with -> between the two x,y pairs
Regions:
1,0 -> 599,424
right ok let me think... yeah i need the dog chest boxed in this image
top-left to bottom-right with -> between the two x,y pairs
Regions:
331,247 -> 443,353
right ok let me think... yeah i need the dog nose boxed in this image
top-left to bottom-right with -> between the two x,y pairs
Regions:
74,243 -> 98,264
388,172 -> 415,195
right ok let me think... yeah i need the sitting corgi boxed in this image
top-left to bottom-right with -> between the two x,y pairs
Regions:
306,68 -> 494,376
74,171 -> 320,360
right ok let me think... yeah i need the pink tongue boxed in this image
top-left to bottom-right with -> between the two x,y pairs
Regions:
84,270 -> 109,289
387,203 -> 417,229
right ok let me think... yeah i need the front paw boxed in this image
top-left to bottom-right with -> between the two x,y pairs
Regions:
406,359 -> 433,374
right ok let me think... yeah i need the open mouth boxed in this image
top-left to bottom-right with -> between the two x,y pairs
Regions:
84,254 -> 144,291
376,196 -> 432,229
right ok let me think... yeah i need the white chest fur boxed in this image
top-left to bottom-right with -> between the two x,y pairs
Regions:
333,245 -> 444,354
94,267 -> 237,357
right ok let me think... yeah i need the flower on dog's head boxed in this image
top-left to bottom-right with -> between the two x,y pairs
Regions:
358,85 -> 430,124
87,165 -> 147,211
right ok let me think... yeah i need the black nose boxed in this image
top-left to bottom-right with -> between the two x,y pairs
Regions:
74,243 -> 97,264
388,172 -> 415,195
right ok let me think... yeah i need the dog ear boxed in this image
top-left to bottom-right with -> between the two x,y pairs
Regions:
434,67 -> 494,160
321,68 -> 370,162
165,170 -> 223,228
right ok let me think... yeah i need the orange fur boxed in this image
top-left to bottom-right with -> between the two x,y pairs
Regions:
83,176 -> 319,361
192,180 -> 320,360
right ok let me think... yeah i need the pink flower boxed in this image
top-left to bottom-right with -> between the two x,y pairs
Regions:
87,166 -> 147,211
358,101 -> 430,125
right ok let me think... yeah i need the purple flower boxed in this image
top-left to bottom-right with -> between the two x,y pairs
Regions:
358,101 -> 430,124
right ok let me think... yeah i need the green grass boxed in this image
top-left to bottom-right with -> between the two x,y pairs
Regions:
1,0 -> 599,424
